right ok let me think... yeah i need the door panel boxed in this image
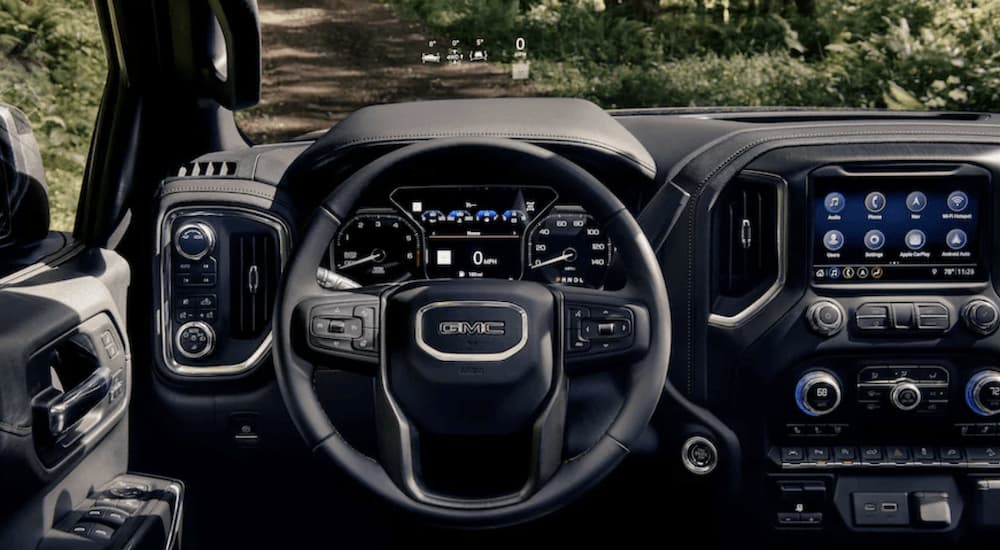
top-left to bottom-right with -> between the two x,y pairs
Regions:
0,246 -> 132,545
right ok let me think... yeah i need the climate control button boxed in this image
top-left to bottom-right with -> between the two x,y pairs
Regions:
795,370 -> 842,417
966,370 -> 1000,416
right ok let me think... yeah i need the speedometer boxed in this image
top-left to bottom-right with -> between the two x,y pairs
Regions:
333,213 -> 421,285
527,212 -> 612,288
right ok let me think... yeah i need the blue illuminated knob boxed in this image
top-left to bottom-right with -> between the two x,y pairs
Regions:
794,370 -> 842,417
967,370 -> 1000,417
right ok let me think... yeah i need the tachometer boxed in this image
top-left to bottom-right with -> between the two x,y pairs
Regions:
333,213 -> 421,285
527,212 -> 612,287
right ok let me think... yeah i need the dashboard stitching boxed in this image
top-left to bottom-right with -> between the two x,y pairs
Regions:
160,182 -> 280,202
682,130 -> 1000,398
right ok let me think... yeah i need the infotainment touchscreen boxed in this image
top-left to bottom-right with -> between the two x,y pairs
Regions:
812,168 -> 988,283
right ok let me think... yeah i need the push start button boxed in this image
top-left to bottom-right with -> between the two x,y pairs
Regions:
682,436 -> 718,475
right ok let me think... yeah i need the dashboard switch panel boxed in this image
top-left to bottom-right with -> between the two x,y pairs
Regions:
159,208 -> 288,376
855,301 -> 950,333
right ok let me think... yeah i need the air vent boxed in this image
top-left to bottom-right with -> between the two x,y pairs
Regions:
710,174 -> 783,321
230,231 -> 279,338
177,160 -> 238,178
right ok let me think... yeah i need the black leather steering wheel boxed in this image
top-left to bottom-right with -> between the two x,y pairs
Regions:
274,138 -> 670,527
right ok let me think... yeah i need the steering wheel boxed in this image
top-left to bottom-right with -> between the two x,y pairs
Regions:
274,138 -> 670,527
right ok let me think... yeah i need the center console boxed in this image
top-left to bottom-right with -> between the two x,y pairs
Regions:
748,162 -> 1000,539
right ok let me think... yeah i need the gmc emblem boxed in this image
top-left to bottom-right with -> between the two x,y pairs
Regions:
438,321 -> 506,336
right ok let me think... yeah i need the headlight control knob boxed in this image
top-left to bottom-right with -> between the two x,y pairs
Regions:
174,222 -> 216,261
794,370 -> 842,417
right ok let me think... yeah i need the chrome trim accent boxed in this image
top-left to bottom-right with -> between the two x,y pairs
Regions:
681,436 -> 718,475
806,300 -> 845,336
174,321 -> 216,360
159,207 -> 289,377
968,370 -> 1000,416
173,221 -> 215,260
708,172 -> 788,328
795,371 -> 842,417
414,301 -> 528,362
889,382 -> 922,411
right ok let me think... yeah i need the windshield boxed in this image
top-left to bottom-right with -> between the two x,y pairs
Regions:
238,0 -> 1000,143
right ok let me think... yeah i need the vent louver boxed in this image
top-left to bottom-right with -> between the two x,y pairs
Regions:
230,231 -> 279,338
711,174 -> 782,321
177,160 -> 238,178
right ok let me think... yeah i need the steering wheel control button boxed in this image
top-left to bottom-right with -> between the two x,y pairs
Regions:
681,436 -> 718,475
948,190 -> 969,212
565,303 -> 636,357
864,229 -> 886,250
966,370 -> 1000,416
890,382 -> 922,411
822,230 -> 844,251
806,300 -> 845,336
906,191 -> 927,213
174,222 -> 216,260
308,297 -> 382,363
824,192 -> 846,214
175,321 -> 215,360
795,371 -> 842,417
864,192 -> 887,213
963,299 -> 1000,336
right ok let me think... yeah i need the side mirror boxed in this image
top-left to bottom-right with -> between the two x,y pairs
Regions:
0,103 -> 50,251
205,0 -> 261,110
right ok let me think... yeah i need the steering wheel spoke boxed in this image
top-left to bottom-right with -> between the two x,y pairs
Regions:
298,289 -> 383,366
554,285 -> 651,371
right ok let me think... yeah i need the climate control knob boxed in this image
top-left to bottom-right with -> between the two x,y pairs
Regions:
794,370 -> 842,417
176,321 -> 216,359
806,300 -> 845,336
890,382 -> 922,411
966,370 -> 1000,416
174,222 -> 216,261
963,299 -> 1000,336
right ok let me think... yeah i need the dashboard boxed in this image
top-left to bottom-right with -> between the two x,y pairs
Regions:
330,186 -> 613,289
142,98 -> 1000,545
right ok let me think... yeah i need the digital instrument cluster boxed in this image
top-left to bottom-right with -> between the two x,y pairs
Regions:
330,186 -> 613,288
812,170 -> 988,283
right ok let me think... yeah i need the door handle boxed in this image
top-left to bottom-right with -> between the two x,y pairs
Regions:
47,366 -> 111,436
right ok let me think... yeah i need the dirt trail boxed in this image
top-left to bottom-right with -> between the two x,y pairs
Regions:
238,0 -> 536,142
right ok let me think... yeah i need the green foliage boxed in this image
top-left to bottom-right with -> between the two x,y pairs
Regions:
0,0 -> 106,231
387,0 -> 1000,113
